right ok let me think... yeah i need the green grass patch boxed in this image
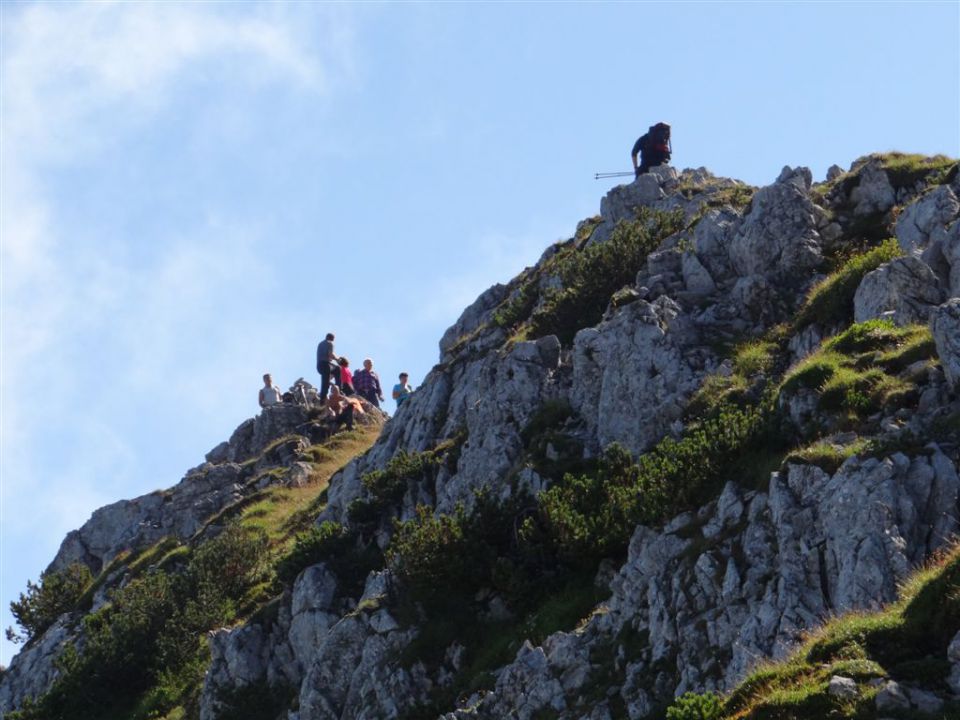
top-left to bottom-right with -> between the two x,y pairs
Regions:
794,239 -> 902,329
782,438 -> 869,474
733,340 -> 778,377
779,319 -> 931,421
718,543 -> 960,719
876,152 -> 958,190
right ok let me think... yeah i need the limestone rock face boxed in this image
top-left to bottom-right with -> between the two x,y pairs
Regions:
933,298 -> 960,388
728,169 -> 822,280
570,297 -> 706,456
849,160 -> 896,216
439,283 -> 509,359
853,256 -> 945,325
453,451 -> 959,718
896,185 -> 959,258
0,615 -> 73,711
436,338 -> 561,512
692,207 -> 742,285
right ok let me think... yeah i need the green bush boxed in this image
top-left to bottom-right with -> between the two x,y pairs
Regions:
387,491 -> 547,609
214,680 -> 296,720
493,281 -> 538,329
7,562 -> 93,644
529,208 -> 685,344
361,450 -> 440,509
276,521 -> 353,584
666,692 -> 723,720
541,404 -> 770,566
17,524 -> 271,720
276,521 -> 382,597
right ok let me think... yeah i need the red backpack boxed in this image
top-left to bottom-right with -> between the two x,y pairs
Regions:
649,123 -> 671,156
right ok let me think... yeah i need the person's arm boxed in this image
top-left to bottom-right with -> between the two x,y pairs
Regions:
392,385 -> 401,400
631,135 -> 646,173
259,388 -> 266,408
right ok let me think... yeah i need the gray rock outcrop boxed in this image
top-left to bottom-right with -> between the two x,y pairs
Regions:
853,256 -> 945,325
728,168 -> 822,280
933,298 -> 960,388
453,451 -> 959,718
570,297 -> 706,455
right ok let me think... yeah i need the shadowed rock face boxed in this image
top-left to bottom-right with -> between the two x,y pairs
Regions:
4,156 -> 959,720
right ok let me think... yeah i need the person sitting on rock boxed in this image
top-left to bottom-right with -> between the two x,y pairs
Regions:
393,372 -> 414,407
632,122 -> 671,178
338,357 -> 356,396
325,385 -> 363,432
316,332 -> 339,400
258,373 -> 283,409
353,358 -> 385,408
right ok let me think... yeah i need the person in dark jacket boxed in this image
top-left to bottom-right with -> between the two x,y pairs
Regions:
315,332 -> 339,400
632,122 -> 672,177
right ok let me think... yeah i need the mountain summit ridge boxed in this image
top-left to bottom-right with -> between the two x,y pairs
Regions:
3,153 -> 960,720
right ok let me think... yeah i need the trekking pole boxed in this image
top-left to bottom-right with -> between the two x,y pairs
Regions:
594,171 -> 636,180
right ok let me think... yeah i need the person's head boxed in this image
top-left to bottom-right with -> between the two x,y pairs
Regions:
339,357 -> 349,367
330,385 -> 342,398
399,372 -> 409,384
363,358 -> 373,371
263,373 -> 272,385
325,333 -> 335,342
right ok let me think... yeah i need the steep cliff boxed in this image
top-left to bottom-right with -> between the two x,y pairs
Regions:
3,154 -> 959,720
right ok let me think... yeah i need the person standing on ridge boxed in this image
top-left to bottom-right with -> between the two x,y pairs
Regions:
316,332 -> 339,401
393,372 -> 413,408
632,122 -> 672,177
354,358 -> 385,408
259,373 -> 283,408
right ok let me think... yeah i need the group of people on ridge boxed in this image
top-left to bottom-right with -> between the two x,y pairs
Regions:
257,125 -> 669,433
257,332 -> 415,434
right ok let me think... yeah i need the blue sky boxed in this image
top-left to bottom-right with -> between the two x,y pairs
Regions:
1,0 -> 958,665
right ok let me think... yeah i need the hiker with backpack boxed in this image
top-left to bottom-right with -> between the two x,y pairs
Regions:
632,122 -> 672,177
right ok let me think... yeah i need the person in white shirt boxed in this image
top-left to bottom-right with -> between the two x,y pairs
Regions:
259,374 -> 283,408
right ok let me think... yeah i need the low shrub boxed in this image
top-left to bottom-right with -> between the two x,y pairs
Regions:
541,404 -> 771,567
666,692 -> 723,720
15,524 -> 271,720
214,680 -> 297,720
387,492 -> 539,608
361,450 -> 441,509
492,281 -> 538,330
529,208 -> 685,344
276,521 -> 380,596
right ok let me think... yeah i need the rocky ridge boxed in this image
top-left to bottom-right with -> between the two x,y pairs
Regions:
2,154 -> 959,720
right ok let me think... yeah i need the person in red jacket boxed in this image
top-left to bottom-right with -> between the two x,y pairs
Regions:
338,357 -> 356,396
